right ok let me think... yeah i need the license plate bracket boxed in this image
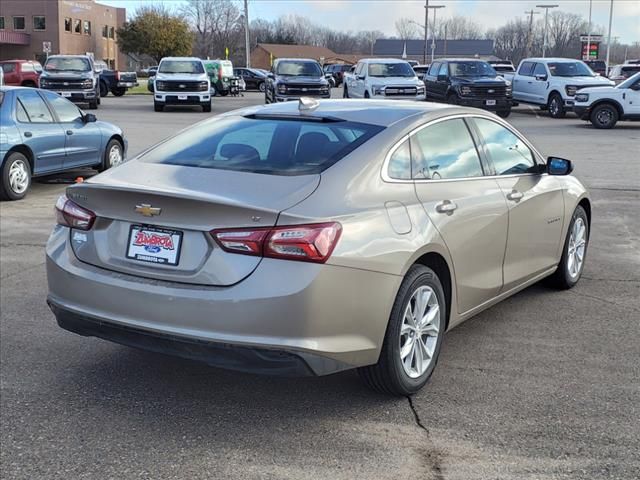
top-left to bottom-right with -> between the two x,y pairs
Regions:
177,94 -> 188,100
126,225 -> 183,266
485,99 -> 497,106
61,92 -> 72,97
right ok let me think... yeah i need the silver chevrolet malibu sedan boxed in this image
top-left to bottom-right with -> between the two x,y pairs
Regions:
46,99 -> 590,395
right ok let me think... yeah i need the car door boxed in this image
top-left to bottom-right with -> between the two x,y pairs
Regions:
411,117 -> 509,314
13,89 -> 66,174
351,62 -> 366,98
41,91 -> 103,168
424,62 -> 440,98
623,77 -> 640,114
530,62 -> 549,104
470,117 -> 565,290
513,61 -> 535,102
436,63 -> 449,100
1,63 -> 20,86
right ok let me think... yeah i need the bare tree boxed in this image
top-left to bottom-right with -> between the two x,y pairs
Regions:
436,15 -> 483,40
547,11 -> 589,58
181,0 -> 242,60
395,18 -> 420,40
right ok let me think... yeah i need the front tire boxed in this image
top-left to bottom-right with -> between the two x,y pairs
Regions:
343,86 -> 349,98
99,81 -> 109,98
202,101 -> 212,113
154,101 -> 164,112
0,152 -> 32,201
358,265 -> 446,396
88,100 -> 98,110
547,93 -> 566,119
496,109 -> 511,118
447,93 -> 459,105
98,139 -> 124,172
546,206 -> 589,289
590,103 -> 619,129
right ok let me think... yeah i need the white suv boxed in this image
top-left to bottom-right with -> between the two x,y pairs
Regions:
574,72 -> 640,129
153,57 -> 211,112
344,58 -> 425,101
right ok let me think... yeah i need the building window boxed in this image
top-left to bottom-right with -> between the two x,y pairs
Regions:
33,16 -> 46,31
64,17 -> 71,32
102,25 -> 108,38
83,20 -> 91,35
13,16 -> 26,31
0,17 -> 5,30
74,19 -> 81,34
108,26 -> 115,39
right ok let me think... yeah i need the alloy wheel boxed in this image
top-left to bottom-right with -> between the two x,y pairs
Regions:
9,159 -> 29,194
550,98 -> 559,116
108,144 -> 123,167
399,285 -> 441,379
567,217 -> 587,279
596,108 -> 613,127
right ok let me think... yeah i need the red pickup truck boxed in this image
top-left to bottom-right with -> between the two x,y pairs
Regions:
0,60 -> 42,87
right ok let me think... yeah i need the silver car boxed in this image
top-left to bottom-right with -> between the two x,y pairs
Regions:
46,99 -> 590,395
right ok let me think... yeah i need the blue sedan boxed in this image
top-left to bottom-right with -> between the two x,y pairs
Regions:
0,86 -> 126,200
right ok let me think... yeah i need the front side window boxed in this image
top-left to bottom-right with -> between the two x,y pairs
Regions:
428,63 -> 440,76
16,90 -> 53,123
438,63 -> 448,76
519,61 -> 534,76
83,20 -> 91,35
473,118 -> 535,175
368,62 -> 414,78
548,62 -> 594,77
74,19 -> 81,34
276,61 -> 322,77
159,60 -> 204,74
13,16 -> 25,30
387,139 -> 411,180
42,92 -> 83,122
1,63 -> 16,73
411,119 -> 483,180
64,17 -> 71,32
533,63 -> 547,76
141,117 -> 383,175
448,61 -> 496,77
33,16 -> 46,30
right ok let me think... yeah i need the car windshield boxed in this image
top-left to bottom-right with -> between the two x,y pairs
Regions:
368,62 -> 415,77
548,62 -> 595,77
249,68 -> 266,77
449,61 -> 497,77
276,61 -> 322,77
44,57 -> 91,72
159,60 -> 204,74
141,116 -> 384,175
617,72 -> 640,89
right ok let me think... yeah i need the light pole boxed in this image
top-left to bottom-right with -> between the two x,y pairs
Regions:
586,0 -> 593,61
429,5 -> 445,63
525,9 -> 540,58
605,0 -> 614,74
536,4 -> 558,58
244,0 -> 250,68
423,0 -> 429,65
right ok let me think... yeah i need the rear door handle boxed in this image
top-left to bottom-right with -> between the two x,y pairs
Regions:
24,131 -> 32,138
506,190 -> 524,201
435,200 -> 458,214
66,130 -> 74,135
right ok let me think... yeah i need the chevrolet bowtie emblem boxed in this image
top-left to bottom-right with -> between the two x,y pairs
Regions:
135,204 -> 161,217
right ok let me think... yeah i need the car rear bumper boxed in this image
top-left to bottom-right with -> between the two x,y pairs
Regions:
46,226 -> 400,376
117,81 -> 138,88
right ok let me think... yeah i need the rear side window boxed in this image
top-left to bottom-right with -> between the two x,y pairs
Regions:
519,62 -> 535,76
16,90 -> 53,123
387,140 -> 411,180
142,117 -> 384,175
411,119 -> 483,180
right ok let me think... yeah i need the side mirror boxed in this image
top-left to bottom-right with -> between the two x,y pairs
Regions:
437,74 -> 448,82
547,157 -> 573,175
535,74 -> 548,81
357,75 -> 366,80
83,113 -> 97,123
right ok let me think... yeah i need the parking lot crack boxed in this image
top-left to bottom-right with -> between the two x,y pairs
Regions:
407,395 -> 446,480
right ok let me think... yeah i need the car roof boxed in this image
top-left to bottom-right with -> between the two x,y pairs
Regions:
160,57 -> 203,61
46,54 -> 91,58
275,58 -> 319,63
225,99 -> 472,127
525,58 -> 584,63
359,58 -> 410,64
438,58 -> 489,62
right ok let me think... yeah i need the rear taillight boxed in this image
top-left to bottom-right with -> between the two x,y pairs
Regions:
211,222 -> 342,263
116,71 -> 120,81
55,195 -> 95,230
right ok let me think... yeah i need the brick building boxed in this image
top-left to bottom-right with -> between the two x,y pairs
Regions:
251,43 -> 339,70
0,0 -> 126,68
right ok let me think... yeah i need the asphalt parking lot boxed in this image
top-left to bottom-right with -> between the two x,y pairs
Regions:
1,91 -> 639,480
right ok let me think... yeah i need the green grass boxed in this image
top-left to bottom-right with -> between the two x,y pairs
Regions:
126,80 -> 151,95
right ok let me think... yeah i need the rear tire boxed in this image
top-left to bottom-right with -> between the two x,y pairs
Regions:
99,81 -> 109,98
358,265 -> 446,396
590,103 -> 618,129
111,87 -> 126,97
364,91 -> 370,98
546,206 -> 589,289
0,152 -> 31,201
154,102 -> 164,112
547,93 -> 566,118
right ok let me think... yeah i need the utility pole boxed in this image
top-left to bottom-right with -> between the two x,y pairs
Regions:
525,9 -> 539,58
605,0 -> 614,74
429,5 -> 445,63
536,4 -> 558,58
244,0 -> 250,68
423,0 -> 429,65
586,0 -> 593,61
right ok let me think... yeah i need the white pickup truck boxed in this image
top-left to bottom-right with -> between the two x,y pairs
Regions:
153,57 -> 211,112
343,58 -> 425,101
503,58 -> 613,118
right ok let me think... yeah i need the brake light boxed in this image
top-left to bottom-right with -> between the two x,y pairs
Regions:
211,222 -> 342,263
116,71 -> 120,81
55,195 -> 95,230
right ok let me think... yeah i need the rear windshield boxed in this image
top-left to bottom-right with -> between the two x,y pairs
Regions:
141,116 -> 384,175
368,62 -> 414,77
276,61 -> 322,77
44,57 -> 91,72
621,66 -> 640,77
159,60 -> 204,74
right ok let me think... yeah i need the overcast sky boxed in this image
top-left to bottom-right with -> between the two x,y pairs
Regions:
99,0 -> 640,44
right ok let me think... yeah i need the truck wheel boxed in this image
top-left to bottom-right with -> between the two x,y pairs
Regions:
202,101 -> 212,113
590,103 -> 618,129
154,102 -> 164,112
99,138 -> 124,172
99,81 -> 109,98
210,85 -> 218,97
111,88 -> 126,97
364,91 -> 370,98
497,109 -> 511,118
220,90 -> 229,97
343,86 -> 349,98
0,152 -> 32,201
88,100 -> 98,110
446,93 -> 459,105
547,93 -> 566,118
258,82 -> 265,92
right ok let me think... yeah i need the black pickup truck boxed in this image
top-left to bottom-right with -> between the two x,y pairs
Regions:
95,60 -> 138,97
424,59 -> 513,117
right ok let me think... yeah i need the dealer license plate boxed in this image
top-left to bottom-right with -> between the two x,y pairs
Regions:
178,95 -> 188,100
485,99 -> 496,106
61,92 -> 72,97
126,225 -> 183,266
